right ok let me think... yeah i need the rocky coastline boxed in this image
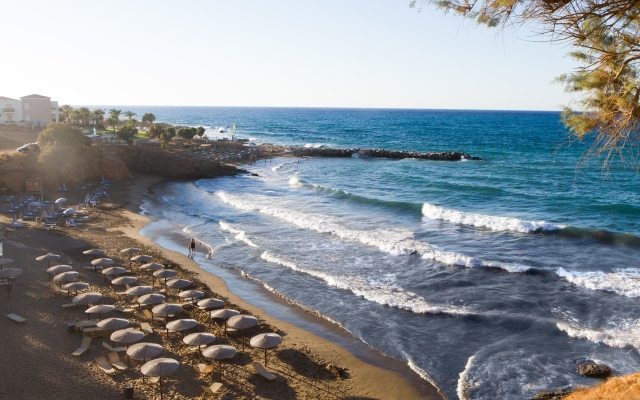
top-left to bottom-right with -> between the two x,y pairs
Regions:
286,146 -> 482,161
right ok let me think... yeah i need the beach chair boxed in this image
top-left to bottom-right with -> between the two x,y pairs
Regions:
83,327 -> 110,338
148,377 -> 159,384
72,336 -> 92,357
75,319 -> 99,331
195,363 -> 214,379
201,382 -> 223,397
62,303 -> 78,308
140,322 -> 153,335
103,342 -> 126,352
95,356 -> 117,375
114,305 -> 133,313
253,362 -> 276,381
107,351 -> 128,371
6,313 -> 26,323
142,309 -> 165,323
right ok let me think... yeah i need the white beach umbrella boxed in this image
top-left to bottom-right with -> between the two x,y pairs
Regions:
111,276 -> 137,286
227,315 -> 258,351
197,298 -> 224,310
62,208 -> 76,216
85,304 -> 115,320
82,249 -> 105,259
138,293 -> 166,307
166,279 -> 192,290
47,264 -> 72,279
121,248 -> 142,254
111,329 -> 144,349
72,292 -> 102,306
142,263 -> 165,271
250,333 -> 282,367
125,285 -> 153,297
0,268 -> 22,280
141,358 -> 179,400
90,257 -> 114,273
178,289 -> 204,303
210,309 -> 240,337
0,258 -> 14,267
152,268 -> 176,286
53,271 -> 79,285
102,266 -> 126,283
61,281 -> 89,296
202,345 -> 237,382
152,303 -> 182,318
97,317 -> 130,330
36,253 -> 60,268
183,332 -> 215,358
55,198 -> 67,205
127,342 -> 163,362
132,255 -> 152,263
164,318 -> 197,338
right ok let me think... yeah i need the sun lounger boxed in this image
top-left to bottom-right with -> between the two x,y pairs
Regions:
95,356 -> 117,375
196,363 -> 214,379
114,306 -> 133,313
75,319 -> 99,330
253,362 -> 276,380
62,303 -> 78,308
142,309 -> 165,323
201,383 -> 223,397
103,342 -> 126,352
140,322 -> 153,335
7,313 -> 26,323
148,377 -> 159,384
72,336 -> 92,357
107,351 -> 128,371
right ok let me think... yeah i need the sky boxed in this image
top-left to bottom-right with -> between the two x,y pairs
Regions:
2,0 -> 578,110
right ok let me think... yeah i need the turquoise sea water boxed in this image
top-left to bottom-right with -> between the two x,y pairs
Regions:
110,107 -> 639,399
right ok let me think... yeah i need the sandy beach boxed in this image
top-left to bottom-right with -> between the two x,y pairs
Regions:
0,172 -> 442,399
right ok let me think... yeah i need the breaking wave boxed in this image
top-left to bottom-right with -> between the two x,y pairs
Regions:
422,203 -> 563,233
219,221 -> 259,248
556,320 -> 640,351
556,267 -> 640,298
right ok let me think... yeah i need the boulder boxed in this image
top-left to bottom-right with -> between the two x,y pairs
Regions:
532,389 -> 572,399
577,360 -> 612,378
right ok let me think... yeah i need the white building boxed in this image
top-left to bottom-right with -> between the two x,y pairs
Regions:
0,94 -> 60,128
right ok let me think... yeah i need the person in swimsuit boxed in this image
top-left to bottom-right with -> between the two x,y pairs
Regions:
189,238 -> 196,258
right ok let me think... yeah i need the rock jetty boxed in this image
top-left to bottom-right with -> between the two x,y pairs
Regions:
287,146 -> 481,161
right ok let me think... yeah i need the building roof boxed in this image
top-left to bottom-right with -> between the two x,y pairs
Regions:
0,96 -> 18,101
20,94 -> 51,99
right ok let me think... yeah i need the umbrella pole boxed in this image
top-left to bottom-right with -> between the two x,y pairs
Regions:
219,360 -> 222,383
264,349 -> 267,367
159,377 -> 163,400
242,329 -> 245,352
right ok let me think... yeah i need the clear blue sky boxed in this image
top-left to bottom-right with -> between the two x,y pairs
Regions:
3,0 -> 577,110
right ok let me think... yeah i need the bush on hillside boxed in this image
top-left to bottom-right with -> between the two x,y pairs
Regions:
117,125 -> 137,144
177,127 -> 196,143
37,122 -> 91,166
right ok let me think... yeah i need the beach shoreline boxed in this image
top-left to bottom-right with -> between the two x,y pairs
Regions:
121,172 -> 444,399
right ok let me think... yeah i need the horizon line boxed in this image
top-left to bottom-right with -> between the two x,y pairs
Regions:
72,105 -> 563,112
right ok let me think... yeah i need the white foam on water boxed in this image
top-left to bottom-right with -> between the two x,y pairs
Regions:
556,320 -> 640,351
556,267 -> 640,298
422,203 -> 563,233
219,221 -> 259,248
406,355 -> 450,399
456,355 -> 479,400
304,143 -> 325,148
288,175 -> 302,185
421,250 -> 531,273
261,251 -> 469,315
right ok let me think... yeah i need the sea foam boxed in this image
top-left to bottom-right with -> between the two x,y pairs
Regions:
219,221 -> 259,248
457,355 -> 478,400
556,267 -> 640,298
261,251 -> 469,315
422,203 -> 563,233
556,320 -> 640,351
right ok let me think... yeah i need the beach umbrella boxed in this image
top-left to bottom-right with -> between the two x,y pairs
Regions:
152,303 -> 182,318
166,279 -> 192,291
55,198 -> 67,205
137,293 -> 165,308
46,264 -> 72,279
227,315 -> 258,351
62,208 -> 76,216
165,318 -> 197,338
111,329 -> 144,348
125,285 -> 153,297
111,276 -> 137,286
121,248 -> 142,269
152,268 -> 176,286
36,253 -> 60,268
178,289 -> 204,304
141,358 -> 179,400
202,345 -> 237,383
197,298 -> 224,310
131,255 -> 152,270
127,342 -> 163,362
85,304 -> 115,320
53,271 -> 79,286
82,249 -> 105,260
61,281 -> 89,297
250,333 -> 282,367
101,266 -> 126,283
0,258 -> 14,269
97,317 -> 129,331
90,257 -> 114,273
72,292 -> 102,307
142,263 -> 165,271
184,332 -> 215,359
210,309 -> 239,337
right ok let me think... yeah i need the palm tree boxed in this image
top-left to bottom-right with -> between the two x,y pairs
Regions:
124,111 -> 137,121
142,113 -> 156,128
61,105 -> 74,123
92,109 -> 105,126
108,109 -> 121,131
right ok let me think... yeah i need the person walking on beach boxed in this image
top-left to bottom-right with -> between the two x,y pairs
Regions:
188,238 -> 196,258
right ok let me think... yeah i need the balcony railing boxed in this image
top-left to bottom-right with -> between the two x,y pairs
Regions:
3,108 -> 15,113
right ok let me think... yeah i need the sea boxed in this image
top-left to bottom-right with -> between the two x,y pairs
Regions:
105,106 -> 640,399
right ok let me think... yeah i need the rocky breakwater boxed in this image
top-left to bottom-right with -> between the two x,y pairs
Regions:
109,144 -> 241,180
288,146 -> 482,161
